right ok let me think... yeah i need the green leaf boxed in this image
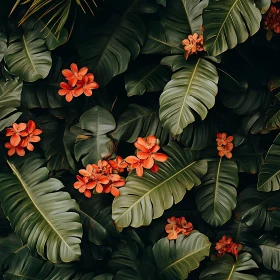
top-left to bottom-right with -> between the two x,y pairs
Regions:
199,253 -> 258,280
265,106 -> 280,130
0,77 -> 22,131
256,0 -> 271,14
259,234 -> 280,272
218,68 -> 248,92
0,24 -> 7,61
159,57 -> 218,135
0,153 -> 82,263
196,158 -> 239,227
125,64 -> 171,97
4,21 -> 52,82
153,232 -> 210,280
203,0 -> 262,56
235,187 -> 280,230
77,7 -> 146,85
258,133 -> 280,192
157,0 -> 166,6
110,104 -> 170,144
112,143 -> 207,228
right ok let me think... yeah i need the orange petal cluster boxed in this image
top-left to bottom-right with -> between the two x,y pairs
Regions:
165,216 -> 193,240
5,120 -> 42,157
74,157 -> 127,198
59,63 -> 99,102
264,5 -> 280,33
216,132 -> 234,159
182,32 -> 204,60
215,235 -> 242,258
124,136 -> 168,177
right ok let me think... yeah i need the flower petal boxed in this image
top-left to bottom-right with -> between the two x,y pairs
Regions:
134,142 -> 149,152
65,92 -> 73,102
10,134 -> 21,146
18,123 -> 27,132
78,67 -> 88,77
96,183 -> 103,193
152,153 -> 168,162
70,63 -> 78,73
29,135 -> 41,142
136,151 -> 150,160
62,69 -> 74,78
16,147 -> 25,156
84,88 -> 92,96
143,156 -> 154,169
136,165 -> 143,177
111,187 -> 120,197
125,156 -> 139,164
84,190 -> 92,198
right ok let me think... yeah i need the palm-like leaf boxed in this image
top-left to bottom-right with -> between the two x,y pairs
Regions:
0,153 -> 82,263
203,0 -> 262,56
159,57 -> 218,135
258,133 -> 280,191
199,253 -> 258,280
196,158 -> 239,226
153,232 -> 211,280
0,24 -> 7,61
112,143 -> 207,228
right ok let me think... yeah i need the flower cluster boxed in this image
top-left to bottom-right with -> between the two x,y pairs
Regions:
165,216 -> 193,240
216,132 -> 234,159
215,235 -> 242,258
264,5 -> 280,34
59,63 -> 99,102
5,121 -> 42,156
124,136 -> 168,177
182,32 -> 204,60
74,157 -> 127,198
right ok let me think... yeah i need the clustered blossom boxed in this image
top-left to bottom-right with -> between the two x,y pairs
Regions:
5,121 -> 42,156
125,136 -> 168,177
216,132 -> 234,159
264,5 -> 280,34
165,216 -> 193,240
59,63 -> 99,102
74,157 -> 127,198
182,32 -> 204,60
215,235 -> 242,258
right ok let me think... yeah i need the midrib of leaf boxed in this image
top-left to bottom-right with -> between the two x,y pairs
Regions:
266,108 -> 280,128
22,34 -> 37,75
227,261 -> 236,280
181,0 -> 194,34
148,35 -> 183,51
116,161 -> 198,223
217,68 -> 245,90
213,157 -> 222,216
4,273 -> 37,280
7,161 -> 76,256
160,242 -> 210,275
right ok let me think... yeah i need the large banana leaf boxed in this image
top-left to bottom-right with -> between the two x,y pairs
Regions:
0,24 -> 7,61
0,77 -> 22,131
77,4 -> 146,86
112,143 -> 207,228
235,187 -> 280,230
153,232 -> 210,280
196,158 -> 239,227
199,253 -> 258,280
258,133 -> 280,191
203,0 -> 262,56
110,104 -> 170,144
159,57 -> 218,135
0,153 -> 82,263
4,21 -> 52,82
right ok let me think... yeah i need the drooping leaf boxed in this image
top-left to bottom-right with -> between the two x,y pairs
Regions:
258,133 -> 280,192
265,106 -> 280,130
259,234 -> 280,272
4,21 -> 52,82
0,77 -> 22,131
125,64 -> 171,97
0,153 -> 82,263
77,5 -> 146,85
110,104 -> 170,144
112,143 -> 207,228
235,187 -> 280,230
0,24 -> 7,62
153,232 -> 210,280
203,0 -> 262,56
159,57 -> 218,135
196,158 -> 239,227
199,253 -> 258,280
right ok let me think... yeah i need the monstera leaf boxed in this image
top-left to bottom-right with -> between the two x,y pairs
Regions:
77,3 -> 146,85
196,158 -> 239,227
203,0 -> 262,56
0,78 -> 22,131
112,143 -> 207,228
73,106 -> 116,166
265,106 -> 280,130
153,232 -> 211,280
159,57 -> 218,135
0,153 -> 82,263
258,133 -> 280,192
0,24 -> 7,61
125,64 -> 171,96
4,21 -> 52,82
111,104 -> 170,144
235,187 -> 280,230
200,253 -> 258,280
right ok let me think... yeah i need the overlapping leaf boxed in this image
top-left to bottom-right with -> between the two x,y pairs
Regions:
0,24 -> 7,61
265,106 -> 280,130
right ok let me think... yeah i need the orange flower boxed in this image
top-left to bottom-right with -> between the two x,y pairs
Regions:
92,160 -> 112,175
58,82 -> 81,102
21,120 -> 42,151
62,63 -> 88,87
134,136 -> 157,151
103,178 -> 126,197
216,132 -> 233,159
79,164 -> 96,177
125,156 -> 145,177
109,156 -> 128,173
4,141 -> 25,156
74,175 -> 96,198
176,217 -> 193,236
264,5 -> 280,33
165,216 -> 193,240
75,73 -> 99,96
215,235 -> 241,258
182,33 -> 204,60
216,133 -> 233,146
6,123 -> 28,146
